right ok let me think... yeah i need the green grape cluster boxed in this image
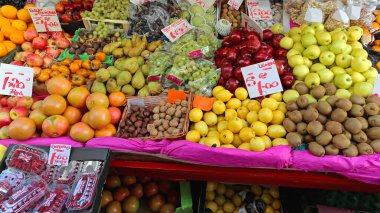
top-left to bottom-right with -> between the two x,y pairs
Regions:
148,52 -> 174,79
93,22 -> 111,39
81,0 -> 129,20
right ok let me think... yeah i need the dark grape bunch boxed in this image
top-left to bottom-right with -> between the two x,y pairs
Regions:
0,0 -> 26,9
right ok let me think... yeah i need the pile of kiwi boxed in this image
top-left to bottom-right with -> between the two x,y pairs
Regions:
283,83 -> 380,157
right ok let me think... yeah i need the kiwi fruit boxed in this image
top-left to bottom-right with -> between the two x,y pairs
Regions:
317,114 -> 327,124
316,101 -> 332,115
332,134 -> 351,149
288,110 -> 303,123
342,129 -> 352,140
303,108 -> 319,122
342,144 -> 359,157
324,144 -> 339,155
335,99 -> 353,111
286,132 -> 303,147
324,83 -> 337,95
283,118 -> 296,132
300,109 -> 306,118
330,108 -> 347,123
366,95 -> 380,106
310,85 -> 326,99
304,134 -> 315,143
356,117 -> 369,130
307,102 -> 318,109
370,139 -> 380,153
357,143 -> 374,155
308,142 -> 325,157
368,115 -> 380,127
350,94 -> 366,105
352,130 -> 368,143
344,118 -> 362,134
367,127 -> 380,140
326,96 -> 339,107
316,130 -> 332,146
294,82 -> 309,95
349,104 -> 364,117
306,120 -> 323,136
286,101 -> 298,111
364,103 -> 379,116
296,122 -> 308,135
325,121 -> 343,135
296,95 -> 309,109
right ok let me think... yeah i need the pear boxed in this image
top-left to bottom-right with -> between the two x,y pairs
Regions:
116,71 -> 132,86
122,84 -> 136,96
106,79 -> 121,93
107,66 -> 121,78
147,81 -> 163,95
112,48 -> 124,58
95,68 -> 110,82
137,86 -> 150,97
91,80 -> 107,94
131,70 -> 145,89
136,56 -> 145,66
141,64 -> 150,76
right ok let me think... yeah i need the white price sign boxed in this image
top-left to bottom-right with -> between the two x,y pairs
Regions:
372,74 -> 380,97
228,0 -> 244,10
187,0 -> 215,10
28,7 -> 62,32
161,19 -> 194,42
246,0 -> 272,20
241,59 -> 283,98
0,64 -> 34,97
48,144 -> 71,166
241,12 -> 263,39
130,0 -> 149,5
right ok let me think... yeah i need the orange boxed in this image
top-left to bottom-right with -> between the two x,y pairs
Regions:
377,15 -> 380,24
0,32 -> 4,42
375,40 -> 380,46
17,8 -> 31,23
0,5 -> 17,19
373,22 -> 380,29
377,61 -> 380,70
10,30 -> 24,44
11,20 -> 27,31
1,25 -> 16,38
0,43 -> 8,57
373,45 -> 380,52
109,92 -> 126,107
363,29 -> 370,34
0,17 -> 10,28
3,40 -> 16,52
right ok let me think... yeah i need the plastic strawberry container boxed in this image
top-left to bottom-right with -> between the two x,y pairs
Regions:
66,172 -> 98,211
33,184 -> 69,213
6,145 -> 48,174
0,169 -> 25,200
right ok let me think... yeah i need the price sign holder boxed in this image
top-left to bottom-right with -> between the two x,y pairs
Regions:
0,63 -> 34,97
28,7 -> 62,32
162,19 -> 194,42
241,59 -> 283,99
48,144 -> 71,166
372,74 -> 380,97
246,0 -> 273,20
241,12 -> 263,39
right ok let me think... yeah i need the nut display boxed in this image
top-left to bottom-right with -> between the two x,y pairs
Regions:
118,106 -> 153,138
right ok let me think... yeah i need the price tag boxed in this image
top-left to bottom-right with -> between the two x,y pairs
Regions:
28,7 -> 62,32
241,12 -> 263,39
48,144 -> 71,166
241,59 -> 283,99
228,0 -> 243,10
246,0 -> 272,20
0,64 -> 34,97
130,0 -> 149,5
372,74 -> 380,97
161,19 -> 194,42
187,0 -> 215,10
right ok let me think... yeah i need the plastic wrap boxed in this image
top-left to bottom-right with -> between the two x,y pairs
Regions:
33,185 -> 69,213
0,169 -> 25,200
350,6 -> 376,30
66,172 -> 98,211
6,145 -> 48,174
147,51 -> 174,82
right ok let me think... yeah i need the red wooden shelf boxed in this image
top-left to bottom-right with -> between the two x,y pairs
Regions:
110,159 -> 380,192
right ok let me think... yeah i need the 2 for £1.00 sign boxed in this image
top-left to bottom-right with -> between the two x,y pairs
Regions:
241,59 -> 283,99
28,7 -> 62,32
0,64 -> 34,97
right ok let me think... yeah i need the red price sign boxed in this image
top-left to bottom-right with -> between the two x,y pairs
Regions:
161,19 -> 194,42
372,74 -> 380,97
28,7 -> 62,32
48,144 -> 71,166
0,64 -> 34,97
246,0 -> 273,20
228,0 -> 243,10
241,59 -> 283,98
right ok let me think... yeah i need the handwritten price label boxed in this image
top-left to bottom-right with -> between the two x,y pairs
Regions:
246,0 -> 272,20
48,144 -> 71,166
228,0 -> 243,10
28,7 -> 62,32
241,12 -> 263,39
162,19 -> 194,42
241,59 -> 283,98
130,0 -> 149,5
187,0 -> 215,10
372,74 -> 380,97
0,64 -> 34,97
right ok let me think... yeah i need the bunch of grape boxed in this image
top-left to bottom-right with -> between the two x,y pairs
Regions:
81,0 -> 129,20
93,22 -> 111,39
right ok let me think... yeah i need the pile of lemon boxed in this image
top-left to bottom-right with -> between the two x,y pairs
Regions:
186,86 -> 289,152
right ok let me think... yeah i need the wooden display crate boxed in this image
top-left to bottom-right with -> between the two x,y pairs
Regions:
82,17 -> 129,33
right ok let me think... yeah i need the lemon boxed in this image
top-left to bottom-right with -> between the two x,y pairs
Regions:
250,137 -> 266,151
247,100 -> 261,111
267,125 -> 287,138
261,98 -> 279,110
272,138 -> 289,146
242,119 -> 248,128
219,130 -> 234,144
271,110 -> 285,124
246,111 -> 258,124
258,108 -> 273,123
224,109 -> 237,121
269,93 -> 283,102
251,121 -> 268,136
217,115 -> 225,122
215,89 -> 233,102
204,137 -> 220,147
260,135 -> 272,149
232,133 -> 243,147
217,121 -> 228,132
235,87 -> 248,100
209,125 -> 217,131
228,117 -> 243,133
221,144 -> 235,148
212,86 -> 225,97
204,112 -> 218,126
208,130 -> 220,138
212,100 -> 226,115
277,102 -> 287,113
226,98 -> 241,109
186,130 -> 201,142
242,99 -> 250,107
189,108 -> 203,122
237,106 -> 249,119
199,137 -> 206,144
238,142 -> 251,151
195,121 -> 208,136
239,127 -> 255,142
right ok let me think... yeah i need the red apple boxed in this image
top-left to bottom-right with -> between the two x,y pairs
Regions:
16,97 -> 34,109
262,29 -> 273,41
281,73 -> 296,88
10,106 -> 29,120
229,30 -> 244,44
64,4 -> 74,11
0,97 -> 8,107
7,97 -> 17,108
46,47 -> 61,59
42,56 -> 54,68
1,107 -> 10,113
0,112 -> 11,127
235,58 -> 251,67
274,48 -> 287,60
108,107 -> 121,124
272,34 -> 285,49
10,61 -> 24,66
24,30 -> 38,41
259,43 -> 274,55
253,51 -> 273,63
72,0 -> 82,3
275,60 -> 285,76
225,78 -> 240,92
55,37 -> 70,49
245,31 -> 260,41
72,12 -> 81,21
31,100 -> 43,111
221,63 -> 234,79
38,33 -> 49,40
32,37 -> 48,50
233,67 -> 244,82
83,2 -> 93,10
55,2 -> 65,13
222,38 -> 231,47
218,77 -> 226,86
21,42 -> 34,52
239,48 -> 252,60
247,38 -> 261,53
226,48 -> 238,61
51,31 -> 64,40
61,0 -> 71,5
62,13 -> 72,23
73,3 -> 83,10
26,54 -> 43,67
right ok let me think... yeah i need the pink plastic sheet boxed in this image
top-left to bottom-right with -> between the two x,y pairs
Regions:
0,137 -> 85,148
292,150 -> 380,185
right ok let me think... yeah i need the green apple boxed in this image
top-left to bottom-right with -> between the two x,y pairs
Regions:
350,71 -> 365,83
303,45 -> 320,60
317,68 -> 334,83
345,68 -> 353,75
335,89 -> 352,99
331,31 -> 348,42
272,23 -> 284,34
319,51 -> 335,66
348,26 -> 363,35
310,63 -> 326,72
349,41 -> 363,49
329,40 -> 347,55
367,77 -> 377,84
303,94 -> 317,103
351,48 -> 368,58
288,55 -> 304,67
347,26 -> 363,42
301,34 -> 317,47
330,66 -> 346,75
304,73 -> 320,88
280,36 -> 294,49
319,95 -> 330,101
292,42 -> 304,53
343,45 -> 352,54
310,23 -> 325,31
319,45 -> 329,53
293,64 -> 310,80
287,49 -> 301,58
302,26 -> 315,35
303,57 -> 312,68
289,27 -> 302,36
353,82 -> 373,97
366,60 -> 372,68
315,31 -> 331,46
283,89 -> 300,103
363,67 -> 378,79
334,73 -> 353,89
348,87 -> 354,94
351,56 -> 370,72
335,53 -> 352,68
291,34 -> 302,43
300,24 -> 309,30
